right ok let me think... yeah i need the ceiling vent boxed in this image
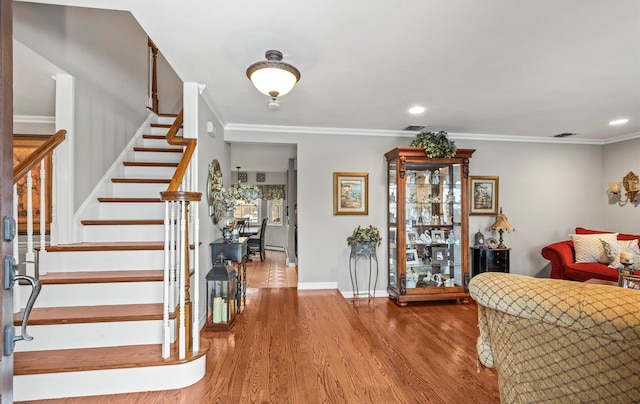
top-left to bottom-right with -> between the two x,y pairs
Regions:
554,132 -> 577,138
403,125 -> 426,131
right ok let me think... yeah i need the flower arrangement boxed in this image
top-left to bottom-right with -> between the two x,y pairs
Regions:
208,164 -> 261,215
410,130 -> 457,158
347,225 -> 382,247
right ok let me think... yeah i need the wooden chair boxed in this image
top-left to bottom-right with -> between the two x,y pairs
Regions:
248,218 -> 267,261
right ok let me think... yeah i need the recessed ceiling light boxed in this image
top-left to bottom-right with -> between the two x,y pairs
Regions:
609,118 -> 629,126
409,106 -> 426,114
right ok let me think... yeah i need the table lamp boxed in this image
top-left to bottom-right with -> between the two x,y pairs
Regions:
490,207 -> 514,249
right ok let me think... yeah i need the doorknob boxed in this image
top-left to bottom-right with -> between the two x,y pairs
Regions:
3,256 -> 42,356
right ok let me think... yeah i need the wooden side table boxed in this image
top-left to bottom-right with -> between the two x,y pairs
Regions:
471,247 -> 510,277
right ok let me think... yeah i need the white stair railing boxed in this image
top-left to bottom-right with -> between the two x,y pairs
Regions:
159,109 -> 201,359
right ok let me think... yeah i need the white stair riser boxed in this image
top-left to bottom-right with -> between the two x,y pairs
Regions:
156,117 -> 175,125
24,281 -> 163,307
141,138 -> 170,148
14,356 -> 206,401
82,224 -> 165,242
14,319 -> 173,352
150,126 -> 171,135
45,250 -> 164,272
99,202 -> 165,219
112,182 -> 167,198
123,165 -> 176,179
134,151 -> 182,163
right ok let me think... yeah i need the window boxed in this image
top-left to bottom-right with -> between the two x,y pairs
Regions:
268,199 -> 283,226
234,200 -> 261,225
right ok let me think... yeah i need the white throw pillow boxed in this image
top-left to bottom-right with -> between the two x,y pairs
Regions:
601,239 -> 640,268
571,233 -> 618,263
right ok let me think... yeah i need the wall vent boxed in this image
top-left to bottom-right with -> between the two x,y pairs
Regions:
554,132 -> 577,138
403,125 -> 426,131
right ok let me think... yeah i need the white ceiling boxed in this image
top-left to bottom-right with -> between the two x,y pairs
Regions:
18,0 -> 640,143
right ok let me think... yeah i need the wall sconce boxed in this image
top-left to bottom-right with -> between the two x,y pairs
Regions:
246,50 -> 301,110
608,171 -> 640,204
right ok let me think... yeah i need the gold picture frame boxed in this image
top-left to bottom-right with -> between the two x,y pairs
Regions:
333,172 -> 368,215
469,176 -> 499,215
619,274 -> 640,290
13,135 -> 53,234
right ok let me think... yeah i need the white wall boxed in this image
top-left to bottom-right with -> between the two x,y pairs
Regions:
14,3 -> 155,206
603,137 -> 640,233
227,127 -> 605,291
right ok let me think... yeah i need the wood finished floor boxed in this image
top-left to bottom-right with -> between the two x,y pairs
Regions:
19,251 -> 499,404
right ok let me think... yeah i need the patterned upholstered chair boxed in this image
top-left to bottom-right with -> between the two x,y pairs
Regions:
469,272 -> 640,404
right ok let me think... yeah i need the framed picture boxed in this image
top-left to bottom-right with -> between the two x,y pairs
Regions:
469,176 -> 499,215
238,172 -> 248,183
406,230 -> 418,244
619,274 -> 640,290
406,248 -> 419,266
431,246 -> 449,266
256,172 -> 266,182
13,135 -> 53,234
430,229 -> 445,244
333,172 -> 368,215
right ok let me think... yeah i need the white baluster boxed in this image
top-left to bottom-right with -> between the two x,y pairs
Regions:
13,184 -> 21,314
39,160 -> 47,275
25,171 -> 35,278
169,201 -> 177,311
162,201 -> 171,358
178,200 -> 186,359
192,201 -> 200,353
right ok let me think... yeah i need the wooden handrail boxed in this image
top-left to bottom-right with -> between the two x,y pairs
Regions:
161,109 -> 201,201
13,129 -> 67,183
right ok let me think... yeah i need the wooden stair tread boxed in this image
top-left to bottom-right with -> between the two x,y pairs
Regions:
150,123 -> 172,128
14,303 -> 166,325
142,134 -> 167,140
111,178 -> 171,183
14,339 -> 208,375
123,161 -> 178,167
40,270 -> 164,284
133,147 -> 182,153
97,197 -> 162,203
81,219 -> 163,225
46,241 -> 164,252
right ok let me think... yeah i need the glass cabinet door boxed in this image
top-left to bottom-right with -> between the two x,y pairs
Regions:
404,162 -> 463,289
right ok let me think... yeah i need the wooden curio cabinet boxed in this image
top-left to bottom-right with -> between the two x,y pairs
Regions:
385,147 -> 475,306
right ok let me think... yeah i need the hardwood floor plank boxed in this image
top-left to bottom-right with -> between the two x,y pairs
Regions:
18,251 -> 499,403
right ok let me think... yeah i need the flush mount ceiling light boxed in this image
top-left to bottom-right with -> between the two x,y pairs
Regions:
246,50 -> 301,110
609,118 -> 629,126
409,106 -> 426,114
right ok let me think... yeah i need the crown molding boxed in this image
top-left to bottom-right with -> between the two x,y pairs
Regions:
224,123 -> 635,145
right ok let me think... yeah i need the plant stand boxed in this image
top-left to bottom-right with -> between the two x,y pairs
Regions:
349,242 -> 379,302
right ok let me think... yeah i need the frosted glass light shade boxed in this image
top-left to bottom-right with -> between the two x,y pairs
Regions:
246,50 -> 301,99
249,67 -> 298,97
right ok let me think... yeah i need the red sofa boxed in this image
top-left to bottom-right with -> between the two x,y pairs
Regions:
541,227 -> 640,282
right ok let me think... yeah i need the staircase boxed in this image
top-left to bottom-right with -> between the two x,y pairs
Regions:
13,116 -> 207,402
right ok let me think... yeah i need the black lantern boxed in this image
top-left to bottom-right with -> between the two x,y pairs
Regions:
205,254 -> 238,331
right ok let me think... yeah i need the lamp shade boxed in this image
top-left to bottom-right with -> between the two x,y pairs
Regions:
246,50 -> 301,98
490,207 -> 514,231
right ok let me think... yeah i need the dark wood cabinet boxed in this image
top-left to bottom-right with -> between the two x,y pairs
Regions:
471,247 -> 510,276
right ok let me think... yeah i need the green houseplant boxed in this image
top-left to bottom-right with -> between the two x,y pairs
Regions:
347,225 -> 382,254
410,130 -> 457,158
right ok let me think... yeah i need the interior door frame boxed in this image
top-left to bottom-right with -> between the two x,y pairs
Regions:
0,0 -> 15,401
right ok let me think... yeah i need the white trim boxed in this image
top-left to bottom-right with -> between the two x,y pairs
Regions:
224,122 -> 639,145
13,115 -> 55,124
297,282 -> 337,290
199,86 -> 227,128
